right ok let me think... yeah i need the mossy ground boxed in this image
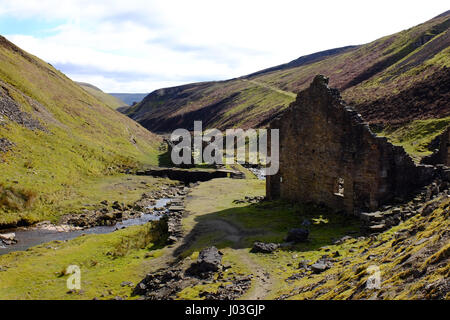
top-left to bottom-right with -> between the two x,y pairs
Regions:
377,117 -> 450,161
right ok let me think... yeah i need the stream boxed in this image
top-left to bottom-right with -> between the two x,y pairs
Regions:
0,198 -> 171,256
247,167 -> 266,180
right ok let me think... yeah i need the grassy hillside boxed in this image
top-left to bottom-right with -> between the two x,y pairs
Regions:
76,82 -> 126,109
127,79 -> 295,132
0,35 -> 161,227
126,11 -> 450,138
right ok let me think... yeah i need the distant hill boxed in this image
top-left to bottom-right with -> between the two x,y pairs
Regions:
76,82 -> 126,109
125,11 -> 450,134
0,35 -> 160,226
245,45 -> 359,78
109,93 -> 148,106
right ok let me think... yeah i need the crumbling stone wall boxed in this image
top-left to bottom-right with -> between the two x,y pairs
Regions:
267,75 -> 436,214
421,126 -> 450,166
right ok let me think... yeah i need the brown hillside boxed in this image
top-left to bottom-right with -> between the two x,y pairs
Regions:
125,11 -> 450,133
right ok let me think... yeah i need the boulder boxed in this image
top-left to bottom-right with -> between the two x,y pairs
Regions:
0,233 -> 15,241
298,260 -> 311,269
167,235 -> 178,244
168,206 -> 184,212
333,235 -> 352,245
360,211 -> 383,222
251,242 -> 279,253
187,247 -> 223,276
311,262 -> 329,274
369,224 -> 387,232
286,228 -> 309,243
197,247 -> 223,272
120,281 -> 134,287
111,201 -> 124,210
0,232 -> 17,245
231,171 -> 245,179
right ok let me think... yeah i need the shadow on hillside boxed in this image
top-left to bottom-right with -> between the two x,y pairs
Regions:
173,201 -> 361,258
158,149 -> 173,167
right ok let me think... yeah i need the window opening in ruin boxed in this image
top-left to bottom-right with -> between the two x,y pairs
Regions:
334,177 -> 344,197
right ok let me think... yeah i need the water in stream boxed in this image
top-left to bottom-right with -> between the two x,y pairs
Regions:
0,198 -> 171,256
247,167 -> 266,180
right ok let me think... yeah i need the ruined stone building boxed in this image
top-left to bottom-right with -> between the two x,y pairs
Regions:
266,75 -> 439,215
422,126 -> 450,167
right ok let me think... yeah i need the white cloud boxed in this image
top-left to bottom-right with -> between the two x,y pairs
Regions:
1,0 -> 449,92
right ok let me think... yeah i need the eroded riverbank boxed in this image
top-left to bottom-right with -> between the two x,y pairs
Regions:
0,183 -> 191,255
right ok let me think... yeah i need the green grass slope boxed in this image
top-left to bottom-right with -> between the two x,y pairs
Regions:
126,11 -> 449,135
0,35 -> 161,227
76,82 -> 127,109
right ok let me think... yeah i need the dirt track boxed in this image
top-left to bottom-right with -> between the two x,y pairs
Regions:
141,178 -> 273,299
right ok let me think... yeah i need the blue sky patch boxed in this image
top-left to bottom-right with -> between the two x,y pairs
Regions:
0,16 -> 63,37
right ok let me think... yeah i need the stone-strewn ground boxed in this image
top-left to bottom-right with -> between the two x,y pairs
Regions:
59,184 -> 188,228
0,138 -> 14,154
360,178 -> 449,233
0,84 -> 45,131
278,196 -> 449,300
131,178 -> 449,300
1,177 -> 448,300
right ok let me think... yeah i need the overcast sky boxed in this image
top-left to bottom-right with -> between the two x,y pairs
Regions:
0,0 -> 448,93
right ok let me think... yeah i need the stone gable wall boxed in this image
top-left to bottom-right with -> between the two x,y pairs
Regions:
267,75 -> 436,214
